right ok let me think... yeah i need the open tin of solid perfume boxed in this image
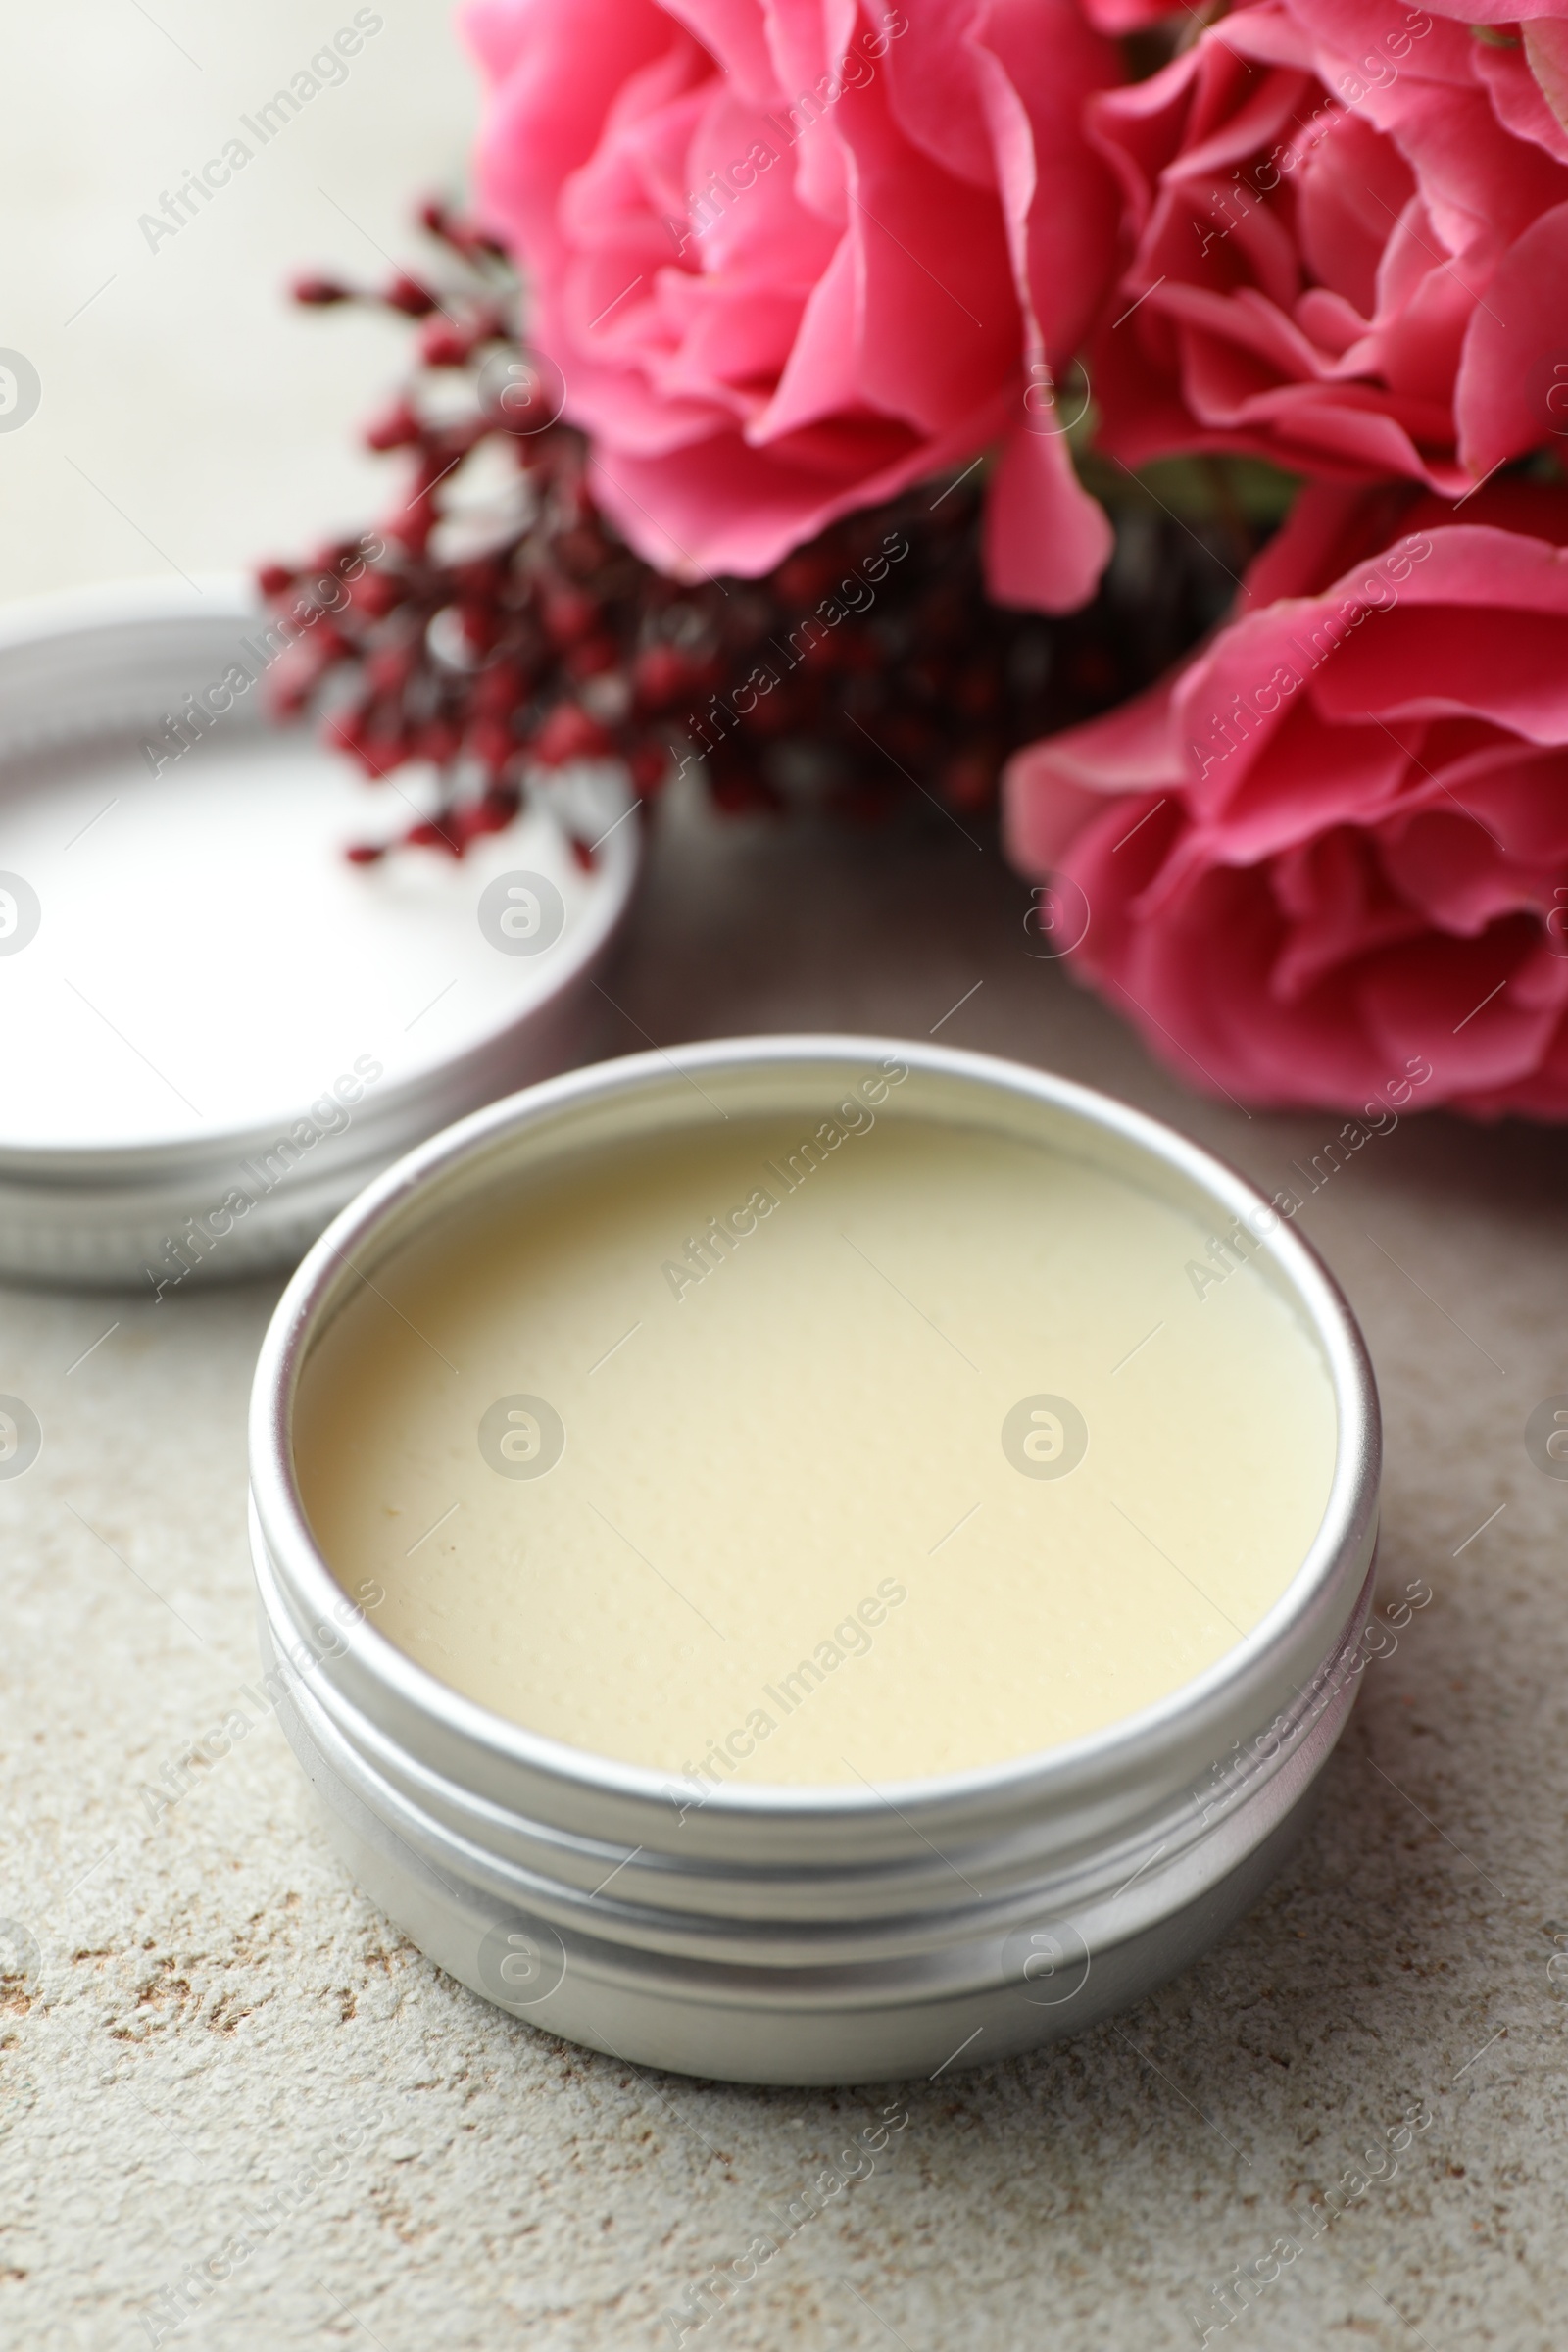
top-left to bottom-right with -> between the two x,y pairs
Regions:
249,1036 -> 1381,2087
0,578 -> 640,1287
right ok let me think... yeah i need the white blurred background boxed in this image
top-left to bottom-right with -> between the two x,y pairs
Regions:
2,0 -> 478,598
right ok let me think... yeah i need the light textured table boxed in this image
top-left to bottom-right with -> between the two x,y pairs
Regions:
4,796 -> 1568,2351
6,8 -> 1568,2348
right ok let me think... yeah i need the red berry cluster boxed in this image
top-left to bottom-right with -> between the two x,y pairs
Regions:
262,202 -> 1238,862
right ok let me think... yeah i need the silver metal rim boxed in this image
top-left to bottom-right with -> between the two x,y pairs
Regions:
250,1036 -> 1381,1832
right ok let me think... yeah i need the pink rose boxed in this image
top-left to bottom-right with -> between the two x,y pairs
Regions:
1086,2 -> 1568,496
463,0 -> 1121,610
1426,3 -> 1568,21
1003,481 -> 1568,1117
1078,0 -> 1173,24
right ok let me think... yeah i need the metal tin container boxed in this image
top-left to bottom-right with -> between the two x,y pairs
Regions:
249,1037 -> 1380,2086
0,578 -> 640,1287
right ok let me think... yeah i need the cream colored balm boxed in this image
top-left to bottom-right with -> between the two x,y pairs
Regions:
296,1073 -> 1338,1787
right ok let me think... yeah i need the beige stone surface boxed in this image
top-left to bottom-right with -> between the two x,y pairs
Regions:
5,6 -> 1568,2346
0,0 -> 476,603
4,800 -> 1568,2351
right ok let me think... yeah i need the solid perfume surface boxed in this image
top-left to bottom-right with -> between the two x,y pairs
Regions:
296,1105 -> 1337,1785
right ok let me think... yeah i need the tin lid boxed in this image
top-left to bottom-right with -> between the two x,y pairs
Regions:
0,578 -> 640,1282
